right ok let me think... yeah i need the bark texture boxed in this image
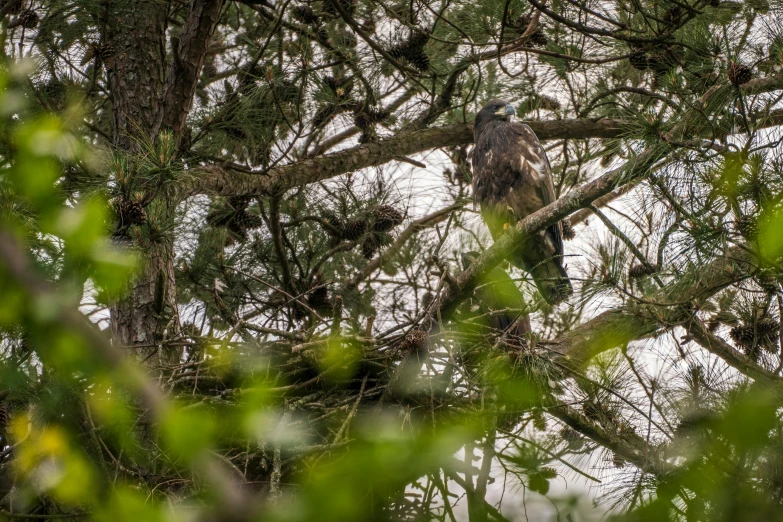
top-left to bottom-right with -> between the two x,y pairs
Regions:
155,0 -> 225,136
185,118 -> 630,197
108,0 -> 222,352
106,0 -> 167,151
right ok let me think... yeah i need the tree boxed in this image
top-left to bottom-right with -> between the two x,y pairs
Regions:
0,0 -> 783,520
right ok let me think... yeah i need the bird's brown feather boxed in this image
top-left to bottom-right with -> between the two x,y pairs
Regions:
472,104 -> 572,304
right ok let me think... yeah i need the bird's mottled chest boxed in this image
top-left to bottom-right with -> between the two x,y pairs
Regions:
472,123 -> 548,207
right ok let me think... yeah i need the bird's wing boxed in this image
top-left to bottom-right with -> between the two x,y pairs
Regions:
470,148 -> 477,208
508,122 -> 564,258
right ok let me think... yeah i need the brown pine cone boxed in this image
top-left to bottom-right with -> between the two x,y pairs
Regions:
293,4 -> 319,25
115,198 -> 147,227
629,49 -> 650,70
629,263 -> 657,280
342,218 -> 368,241
388,30 -> 430,72
233,212 -> 263,231
736,215 -> 758,240
361,232 -> 392,259
728,61 -> 753,86
561,220 -> 576,240
528,29 -> 547,47
371,205 -> 403,232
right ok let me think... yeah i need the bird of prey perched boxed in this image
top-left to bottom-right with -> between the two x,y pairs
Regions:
471,99 -> 572,305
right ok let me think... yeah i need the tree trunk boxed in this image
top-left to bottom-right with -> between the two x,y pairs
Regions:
106,0 -> 166,151
106,1 -> 175,352
110,235 -> 178,354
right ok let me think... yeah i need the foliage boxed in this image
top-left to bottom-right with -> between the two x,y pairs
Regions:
0,0 -> 782,521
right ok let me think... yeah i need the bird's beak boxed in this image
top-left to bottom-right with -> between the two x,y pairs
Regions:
504,104 -> 516,117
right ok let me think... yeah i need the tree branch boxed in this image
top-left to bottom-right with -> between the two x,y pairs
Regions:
549,246 -> 754,364
155,0 -> 225,136
182,118 -> 629,197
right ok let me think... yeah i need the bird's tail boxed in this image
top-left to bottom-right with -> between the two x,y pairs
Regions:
528,257 -> 573,305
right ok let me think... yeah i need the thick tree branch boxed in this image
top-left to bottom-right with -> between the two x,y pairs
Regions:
685,316 -> 783,385
181,67 -> 783,200
155,0 -> 225,136
549,246 -> 754,364
182,118 -> 628,197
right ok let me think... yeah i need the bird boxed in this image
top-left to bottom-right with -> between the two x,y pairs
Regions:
471,99 -> 572,305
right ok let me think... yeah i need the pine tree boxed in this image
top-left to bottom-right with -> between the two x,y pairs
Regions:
0,0 -> 782,520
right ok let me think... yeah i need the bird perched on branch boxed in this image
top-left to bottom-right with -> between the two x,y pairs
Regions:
471,99 -> 572,305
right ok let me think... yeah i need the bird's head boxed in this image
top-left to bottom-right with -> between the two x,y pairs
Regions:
474,100 -> 516,132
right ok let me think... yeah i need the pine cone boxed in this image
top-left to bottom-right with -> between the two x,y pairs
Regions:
321,211 -> 345,237
19,9 -> 38,28
629,49 -> 650,70
629,263 -> 657,280
97,43 -> 115,61
729,323 -> 756,348
407,51 -> 430,72
528,29 -> 547,47
561,220 -> 576,240
757,319 -> 780,351
736,215 -> 758,240
663,6 -> 682,25
730,321 -> 779,357
342,218 -> 368,241
9,9 -> 38,29
293,4 -> 320,24
371,205 -> 403,232
115,198 -> 147,227
361,232 -> 391,258
233,212 -> 263,232
97,43 -> 116,70
728,61 -> 753,86
307,284 -> 329,312
388,30 -> 430,72
401,329 -> 429,353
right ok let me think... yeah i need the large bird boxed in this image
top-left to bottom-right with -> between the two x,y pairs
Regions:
471,99 -> 572,305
